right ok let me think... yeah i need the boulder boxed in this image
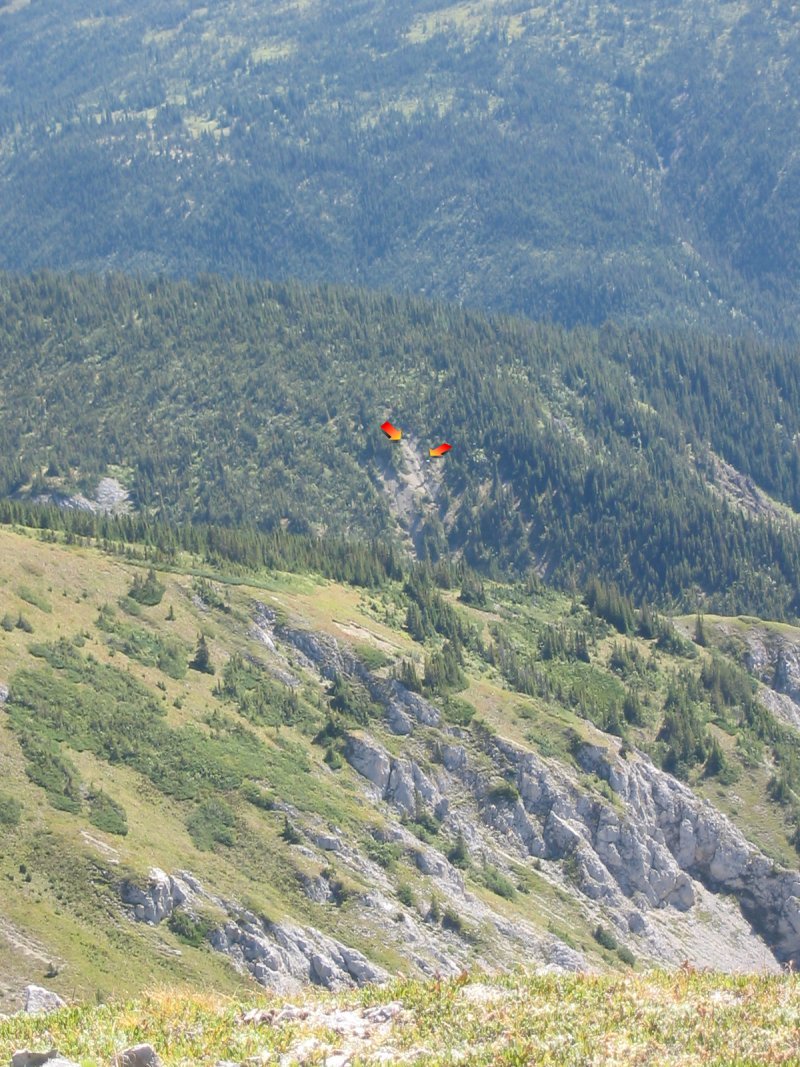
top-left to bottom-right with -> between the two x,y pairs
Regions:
11,1053 -> 79,1067
23,987 -> 65,1015
113,1045 -> 161,1067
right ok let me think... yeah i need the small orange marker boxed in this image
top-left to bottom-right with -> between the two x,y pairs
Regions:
429,443 -> 452,458
381,420 -> 402,441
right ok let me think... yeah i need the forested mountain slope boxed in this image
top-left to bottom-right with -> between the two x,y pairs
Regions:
1,0 -> 800,335
2,274 -> 800,618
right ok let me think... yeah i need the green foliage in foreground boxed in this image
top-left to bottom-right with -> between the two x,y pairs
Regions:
1,972 -> 800,1065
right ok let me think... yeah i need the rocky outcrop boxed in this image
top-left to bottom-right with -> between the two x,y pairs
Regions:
120,869 -> 385,992
575,743 -> 800,963
338,718 -> 783,968
119,868 -> 197,924
344,734 -> 448,820
113,1047 -> 161,1067
276,621 -> 439,730
210,916 -> 386,992
11,1053 -> 78,1067
29,477 -> 130,516
741,625 -> 800,729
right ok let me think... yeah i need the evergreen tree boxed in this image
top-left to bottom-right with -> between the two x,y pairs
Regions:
189,634 -> 214,675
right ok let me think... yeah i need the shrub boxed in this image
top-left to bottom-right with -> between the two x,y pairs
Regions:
16,613 -> 33,633
128,569 -> 166,606
168,909 -> 215,947
17,586 -> 52,613
617,944 -> 636,967
187,799 -> 236,850
487,781 -> 520,805
88,789 -> 128,836
241,782 -> 274,810
0,793 -> 22,828
354,643 -> 391,671
191,578 -> 231,613
427,892 -> 442,923
441,696 -> 476,726
324,745 -> 344,770
19,735 -> 81,813
442,906 -> 473,940
593,924 -> 618,951
447,832 -> 469,869
189,634 -> 214,675
397,883 -> 416,908
481,863 -> 516,899
1,614 -> 15,632
118,595 -> 142,616
281,815 -> 301,844
366,838 -> 402,870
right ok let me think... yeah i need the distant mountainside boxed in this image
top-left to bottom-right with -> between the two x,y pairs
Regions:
2,272 -> 800,617
1,0 -> 799,336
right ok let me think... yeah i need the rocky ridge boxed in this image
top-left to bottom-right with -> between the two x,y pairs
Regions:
273,617 -> 795,972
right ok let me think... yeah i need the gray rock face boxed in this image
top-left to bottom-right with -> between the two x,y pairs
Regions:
209,916 -> 386,992
743,626 -> 800,729
345,735 -> 391,792
350,721 -> 783,969
30,477 -> 130,516
120,868 -> 192,924
0,683 -> 8,706
121,870 -> 386,992
575,743 -> 800,962
344,734 -> 444,822
22,986 -> 65,1016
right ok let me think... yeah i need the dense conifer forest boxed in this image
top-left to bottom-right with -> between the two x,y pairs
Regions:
1,0 -> 800,336
1,272 -> 799,620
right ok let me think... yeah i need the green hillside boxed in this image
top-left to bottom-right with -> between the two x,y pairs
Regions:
2,272 -> 800,619
2,514 -> 800,1012
1,0 -> 799,335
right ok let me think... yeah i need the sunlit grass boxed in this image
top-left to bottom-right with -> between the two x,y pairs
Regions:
3,972 -> 800,1066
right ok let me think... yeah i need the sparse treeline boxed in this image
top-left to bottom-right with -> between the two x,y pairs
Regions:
0,498 -> 403,588
1,272 -> 800,617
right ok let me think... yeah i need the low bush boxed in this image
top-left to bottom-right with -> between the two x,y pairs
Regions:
187,799 -> 236,850
593,924 -> 618,951
0,792 -> 22,828
88,789 -> 128,836
168,909 -> 216,947
487,781 -> 520,805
